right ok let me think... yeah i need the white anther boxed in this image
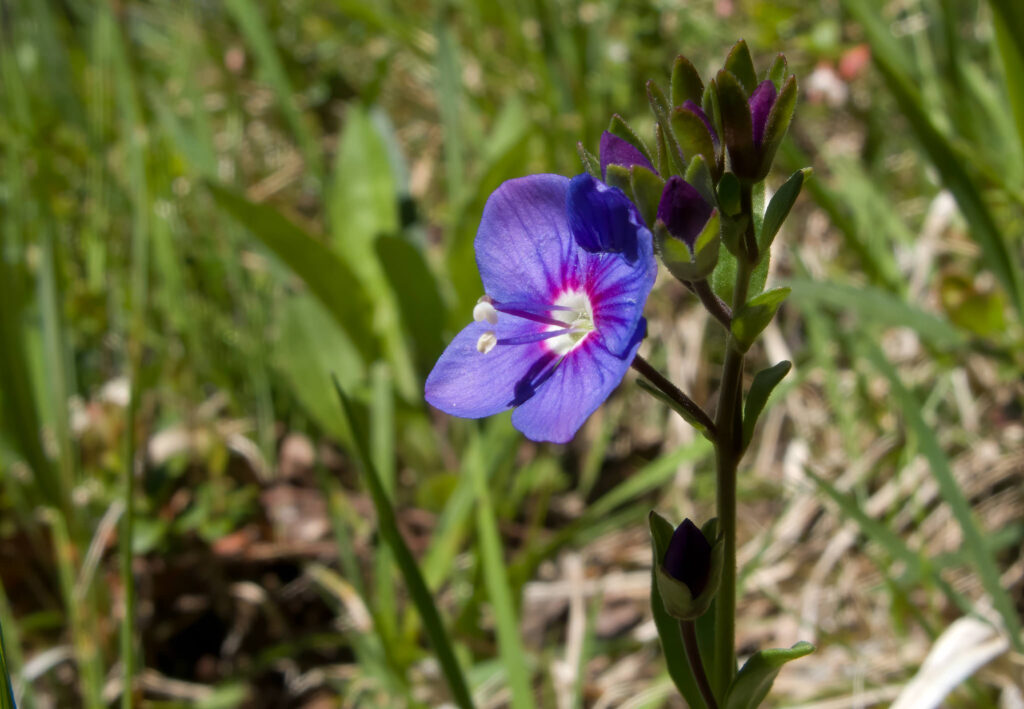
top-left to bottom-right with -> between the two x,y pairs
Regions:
473,298 -> 499,325
476,331 -> 497,354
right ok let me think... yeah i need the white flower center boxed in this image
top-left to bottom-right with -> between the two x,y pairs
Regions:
545,290 -> 596,355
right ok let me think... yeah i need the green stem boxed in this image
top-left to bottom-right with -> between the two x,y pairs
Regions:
689,279 -> 732,330
712,243 -> 754,698
631,355 -> 717,435
680,620 -> 718,709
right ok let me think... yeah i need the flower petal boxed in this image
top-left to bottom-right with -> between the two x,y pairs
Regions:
510,322 -> 644,443
749,80 -> 777,148
475,174 -> 572,303
585,232 -> 656,357
568,174 -> 646,261
599,131 -> 655,178
425,319 -> 555,418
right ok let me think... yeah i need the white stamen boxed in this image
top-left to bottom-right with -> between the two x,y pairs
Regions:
545,290 -> 596,355
473,296 -> 499,325
476,331 -> 497,354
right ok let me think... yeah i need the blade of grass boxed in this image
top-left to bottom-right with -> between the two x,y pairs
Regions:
332,378 -> 476,709
991,0 -> 1024,162
370,364 -> 399,659
0,617 -> 16,709
860,339 -> 1024,651
0,583 -> 31,709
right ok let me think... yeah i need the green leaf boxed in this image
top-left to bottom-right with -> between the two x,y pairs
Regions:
332,381 -> 477,709
685,154 -> 716,207
671,54 -> 705,107
0,618 -> 15,709
577,142 -> 601,178
609,113 -> 654,165
647,80 -> 686,175
724,40 -> 758,95
654,211 -> 721,283
630,165 -> 666,227
648,513 -> 708,709
605,163 -> 632,194
207,183 -> 377,360
756,75 -> 797,180
742,360 -> 791,449
759,168 -> 809,251
723,642 -> 814,709
671,106 -> 716,174
992,0 -> 1024,160
731,287 -> 790,351
716,71 -> 756,179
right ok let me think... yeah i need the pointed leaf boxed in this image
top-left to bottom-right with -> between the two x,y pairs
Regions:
764,53 -> 788,90
672,106 -> 716,174
724,40 -> 758,95
731,287 -> 790,351
609,113 -> 654,165
759,168 -> 809,251
685,154 -> 716,206
604,163 -> 632,194
630,165 -> 666,227
647,80 -> 686,175
671,55 -> 705,107
577,142 -> 601,178
742,361 -> 791,448
723,642 -> 814,709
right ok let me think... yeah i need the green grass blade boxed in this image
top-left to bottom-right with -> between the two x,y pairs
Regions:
843,0 -> 1024,318
991,0 -> 1024,159
0,616 -> 15,709
469,443 -> 535,709
370,364 -> 399,657
861,340 -> 1024,651
332,379 -> 476,709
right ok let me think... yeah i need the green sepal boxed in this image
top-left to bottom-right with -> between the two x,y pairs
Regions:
609,113 -> 654,165
755,75 -> 797,180
630,165 -> 666,228
605,163 -> 632,194
723,642 -> 815,709
648,511 -> 724,621
716,70 -> 757,180
646,80 -> 686,175
577,142 -> 601,179
716,171 -> 742,216
684,154 -> 716,206
671,54 -> 705,107
671,106 -> 718,178
759,167 -> 810,252
653,122 -> 670,178
742,360 -> 792,449
716,173 -> 745,257
654,210 -> 721,283
724,39 -> 758,95
731,287 -> 791,352
701,81 -> 721,140
763,53 -> 788,91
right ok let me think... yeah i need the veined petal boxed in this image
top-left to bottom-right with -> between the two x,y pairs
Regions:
599,131 -> 655,178
475,174 -> 572,303
510,322 -> 644,443
585,227 -> 656,357
568,174 -> 646,261
425,319 -> 554,418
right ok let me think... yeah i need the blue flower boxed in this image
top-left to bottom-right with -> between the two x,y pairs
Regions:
425,174 -> 657,443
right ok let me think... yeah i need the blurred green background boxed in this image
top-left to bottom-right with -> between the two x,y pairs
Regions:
0,0 -> 1022,707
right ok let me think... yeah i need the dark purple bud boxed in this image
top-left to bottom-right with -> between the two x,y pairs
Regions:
657,176 -> 714,249
681,100 -> 719,146
599,131 -> 656,179
568,173 -> 644,262
663,518 -> 712,596
749,80 -> 778,148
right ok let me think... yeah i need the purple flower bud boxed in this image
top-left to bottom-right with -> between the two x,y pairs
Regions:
599,131 -> 656,179
749,80 -> 778,148
681,100 -> 719,147
656,176 -> 714,249
662,518 -> 712,596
